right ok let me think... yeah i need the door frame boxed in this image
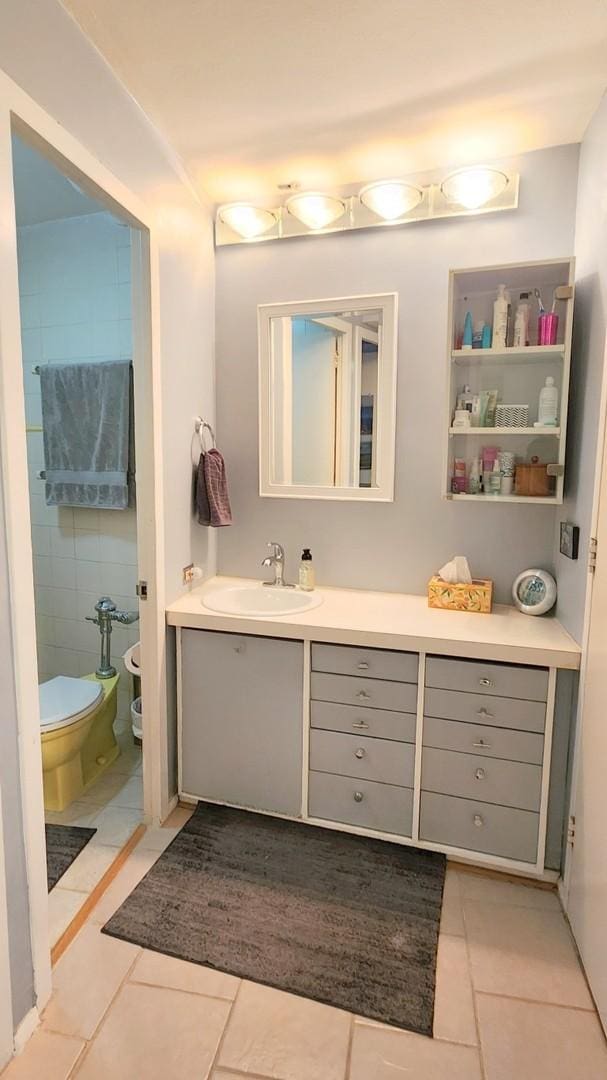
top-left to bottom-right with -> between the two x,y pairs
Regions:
0,68 -> 168,1026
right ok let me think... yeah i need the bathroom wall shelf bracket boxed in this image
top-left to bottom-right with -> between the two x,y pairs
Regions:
444,257 -> 575,505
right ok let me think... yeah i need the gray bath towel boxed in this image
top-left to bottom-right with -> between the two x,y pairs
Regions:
40,360 -> 134,509
196,449 -> 232,526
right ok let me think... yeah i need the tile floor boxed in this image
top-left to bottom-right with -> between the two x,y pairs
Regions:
45,741 -> 143,946
6,805 -> 607,1080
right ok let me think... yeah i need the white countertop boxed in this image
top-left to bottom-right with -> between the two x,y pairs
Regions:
166,576 -> 581,670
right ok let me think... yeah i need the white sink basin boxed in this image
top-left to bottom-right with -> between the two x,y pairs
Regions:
202,584 -> 323,618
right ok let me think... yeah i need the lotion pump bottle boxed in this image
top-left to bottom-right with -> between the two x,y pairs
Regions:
536,376 -> 558,427
299,549 -> 315,591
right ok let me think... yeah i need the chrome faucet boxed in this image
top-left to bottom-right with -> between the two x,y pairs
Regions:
261,541 -> 294,588
86,596 -> 139,678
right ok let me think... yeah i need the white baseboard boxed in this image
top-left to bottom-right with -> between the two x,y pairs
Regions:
13,1006 -> 39,1055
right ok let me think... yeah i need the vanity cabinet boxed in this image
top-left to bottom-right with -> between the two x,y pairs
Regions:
179,629 -> 303,816
173,602 -> 577,879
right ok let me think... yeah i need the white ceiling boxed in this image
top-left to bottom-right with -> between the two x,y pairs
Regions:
61,0 -> 607,206
12,135 -> 103,225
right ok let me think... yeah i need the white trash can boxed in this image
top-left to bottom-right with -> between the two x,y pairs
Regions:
131,696 -> 143,744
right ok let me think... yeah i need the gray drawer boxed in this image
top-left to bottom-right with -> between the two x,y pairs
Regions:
308,771 -> 413,836
423,716 -> 544,766
424,687 -> 545,734
426,657 -> 548,702
311,700 -> 416,743
422,746 -> 541,811
312,643 -> 418,683
420,792 -> 539,863
309,729 -> 415,787
311,671 -> 418,713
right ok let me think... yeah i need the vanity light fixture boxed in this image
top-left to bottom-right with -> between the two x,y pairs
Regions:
359,179 -> 423,221
218,202 -> 277,240
440,167 -> 509,211
285,191 -> 346,231
215,167 -> 519,245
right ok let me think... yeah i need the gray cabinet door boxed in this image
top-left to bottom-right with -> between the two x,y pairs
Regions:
180,629 -> 303,816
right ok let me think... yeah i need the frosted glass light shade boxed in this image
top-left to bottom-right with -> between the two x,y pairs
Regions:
440,168 -> 508,210
286,192 -> 345,230
359,180 -> 423,220
218,203 -> 277,239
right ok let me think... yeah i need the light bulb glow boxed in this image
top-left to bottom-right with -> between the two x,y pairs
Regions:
286,192 -> 345,231
359,180 -> 423,220
218,203 -> 277,239
440,168 -> 508,210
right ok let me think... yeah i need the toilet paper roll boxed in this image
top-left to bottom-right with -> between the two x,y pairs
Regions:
123,641 -> 141,675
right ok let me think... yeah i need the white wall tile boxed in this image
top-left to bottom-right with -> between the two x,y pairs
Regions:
20,213 -> 138,686
50,557 -> 77,590
31,525 -> 51,557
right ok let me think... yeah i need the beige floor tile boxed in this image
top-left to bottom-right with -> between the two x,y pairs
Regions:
2,1030 -> 84,1080
477,994 -> 607,1080
458,871 -> 561,911
105,748 -> 142,776
45,802 -> 98,827
81,772 -> 136,806
218,981 -> 351,1080
75,982 -> 230,1080
440,867 -> 465,936
433,934 -> 477,1046
54,843 -> 120,893
464,901 -> 593,1009
49,887 -> 85,945
87,804 -> 143,847
211,1073 -> 275,1080
137,824 -> 181,852
104,775 -> 144,811
349,1021 -> 482,1079
43,924 -> 139,1039
130,948 -> 240,1000
88,847 -> 160,926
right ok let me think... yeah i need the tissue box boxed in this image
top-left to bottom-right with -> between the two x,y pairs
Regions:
428,576 -> 493,614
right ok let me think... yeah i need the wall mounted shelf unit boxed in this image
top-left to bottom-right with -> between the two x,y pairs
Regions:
444,258 -> 575,504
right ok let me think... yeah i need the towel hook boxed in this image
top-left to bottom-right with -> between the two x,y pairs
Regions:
193,417 -> 216,461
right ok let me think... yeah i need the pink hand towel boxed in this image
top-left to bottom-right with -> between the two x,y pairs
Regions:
196,448 -> 233,527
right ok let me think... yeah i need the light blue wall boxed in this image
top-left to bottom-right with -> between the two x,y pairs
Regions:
216,144 -> 580,603
554,93 -> 607,643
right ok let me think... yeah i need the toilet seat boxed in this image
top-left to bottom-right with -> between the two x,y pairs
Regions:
39,676 -> 104,733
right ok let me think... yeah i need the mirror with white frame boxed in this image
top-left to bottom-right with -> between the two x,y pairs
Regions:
258,294 -> 398,500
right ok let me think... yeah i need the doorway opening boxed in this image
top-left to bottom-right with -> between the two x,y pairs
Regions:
11,131 -> 146,947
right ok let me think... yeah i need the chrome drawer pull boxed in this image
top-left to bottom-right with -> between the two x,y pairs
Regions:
354,748 -> 366,759
352,720 -> 370,729
474,768 -> 486,781
477,708 -> 494,719
353,791 -> 364,803
473,740 -> 492,749
356,690 -> 370,701
479,677 -> 494,688
473,814 -> 484,828
356,661 -> 370,670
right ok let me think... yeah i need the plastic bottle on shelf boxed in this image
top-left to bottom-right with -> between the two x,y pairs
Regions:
535,376 -> 558,427
513,292 -> 531,347
492,284 -> 510,348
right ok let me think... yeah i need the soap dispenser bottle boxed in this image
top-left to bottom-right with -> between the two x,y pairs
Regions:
299,549 -> 315,591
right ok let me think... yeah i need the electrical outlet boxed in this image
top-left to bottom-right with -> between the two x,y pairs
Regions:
182,563 -> 195,585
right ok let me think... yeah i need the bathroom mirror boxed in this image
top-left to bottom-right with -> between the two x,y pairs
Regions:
258,293 -> 398,500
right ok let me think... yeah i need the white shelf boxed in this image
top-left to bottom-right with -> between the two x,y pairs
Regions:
452,344 -> 565,365
447,493 -> 561,505
449,427 -> 561,437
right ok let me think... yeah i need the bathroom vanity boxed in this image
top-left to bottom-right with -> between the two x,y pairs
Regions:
167,578 -> 580,878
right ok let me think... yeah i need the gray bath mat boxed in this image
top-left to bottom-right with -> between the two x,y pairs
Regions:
46,824 -> 97,891
103,802 -> 445,1034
